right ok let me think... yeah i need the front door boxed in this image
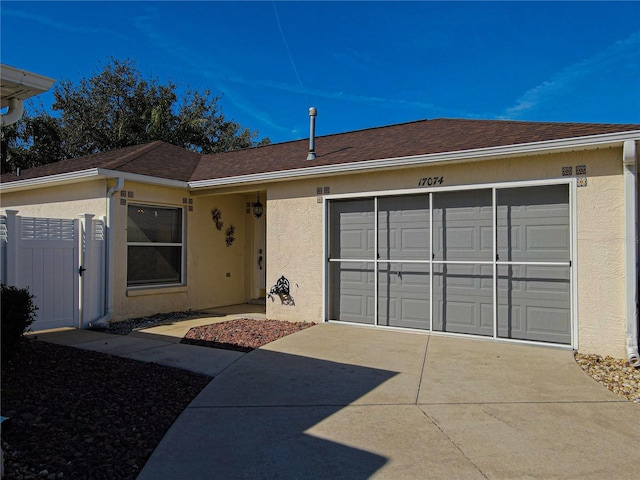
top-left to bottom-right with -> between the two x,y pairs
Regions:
253,211 -> 266,299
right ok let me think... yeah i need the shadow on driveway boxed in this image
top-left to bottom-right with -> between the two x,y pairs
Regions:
138,348 -> 399,480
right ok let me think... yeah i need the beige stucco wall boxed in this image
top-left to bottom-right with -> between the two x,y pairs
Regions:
112,180 -> 248,321
1,178 -> 250,323
266,147 -> 628,358
0,179 -> 108,219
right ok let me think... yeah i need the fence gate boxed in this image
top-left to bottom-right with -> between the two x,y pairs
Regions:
1,211 -> 104,331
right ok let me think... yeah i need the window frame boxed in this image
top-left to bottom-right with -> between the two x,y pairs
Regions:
126,203 -> 186,289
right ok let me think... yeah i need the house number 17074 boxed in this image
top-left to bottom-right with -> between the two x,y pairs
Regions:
418,176 -> 444,187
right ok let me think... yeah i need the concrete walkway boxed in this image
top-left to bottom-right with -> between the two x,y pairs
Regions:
37,316 -> 640,480
33,304 -> 266,376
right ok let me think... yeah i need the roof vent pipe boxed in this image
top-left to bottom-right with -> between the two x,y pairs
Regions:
307,107 -> 317,160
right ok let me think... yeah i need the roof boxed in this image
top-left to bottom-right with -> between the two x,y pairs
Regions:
1,141 -> 201,183
2,118 -> 639,188
191,118 -> 640,182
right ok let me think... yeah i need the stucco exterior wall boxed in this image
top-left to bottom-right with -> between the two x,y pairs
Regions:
113,181 -> 247,321
266,147 -> 627,358
0,179 -> 108,219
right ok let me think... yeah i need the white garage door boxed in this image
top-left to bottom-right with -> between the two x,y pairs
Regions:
327,183 -> 572,345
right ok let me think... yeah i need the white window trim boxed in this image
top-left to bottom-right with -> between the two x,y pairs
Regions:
126,202 -> 187,290
323,178 -> 578,349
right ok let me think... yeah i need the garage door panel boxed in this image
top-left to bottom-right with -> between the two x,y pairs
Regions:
434,189 -> 492,261
378,195 -> 429,260
330,261 -> 374,324
497,185 -> 570,262
400,298 -> 429,327
330,200 -> 374,259
378,263 -> 429,329
434,299 -> 493,336
525,225 -> 570,255
433,264 -> 492,293
433,264 -> 493,336
497,265 -> 570,344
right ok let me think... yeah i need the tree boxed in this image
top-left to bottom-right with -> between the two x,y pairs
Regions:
1,58 -> 269,173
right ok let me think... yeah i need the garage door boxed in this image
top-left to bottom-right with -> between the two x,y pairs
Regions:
433,189 -> 494,336
378,195 -> 430,329
327,182 -> 572,346
496,185 -> 571,344
329,199 -> 375,324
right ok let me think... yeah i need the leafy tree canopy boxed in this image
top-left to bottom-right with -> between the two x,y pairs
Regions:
1,58 -> 269,173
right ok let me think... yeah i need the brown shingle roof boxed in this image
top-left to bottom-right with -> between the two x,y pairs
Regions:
189,118 -> 640,181
1,141 -> 202,184
2,119 -> 639,186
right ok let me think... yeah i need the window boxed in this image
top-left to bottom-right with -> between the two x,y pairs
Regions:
127,204 -> 184,287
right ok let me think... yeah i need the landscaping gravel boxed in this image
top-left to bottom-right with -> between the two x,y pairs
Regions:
97,310 -> 200,336
575,353 -> 640,404
1,313 -> 637,480
182,318 -> 316,352
1,316 -> 315,480
1,340 -> 211,480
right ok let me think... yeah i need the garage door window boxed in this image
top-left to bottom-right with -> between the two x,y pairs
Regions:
327,182 -> 573,346
127,205 -> 184,287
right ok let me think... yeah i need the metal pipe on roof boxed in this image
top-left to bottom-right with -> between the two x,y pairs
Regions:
307,107 -> 317,160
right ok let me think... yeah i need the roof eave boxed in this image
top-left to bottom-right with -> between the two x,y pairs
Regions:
0,168 -> 102,192
189,129 -> 640,190
0,168 -> 189,193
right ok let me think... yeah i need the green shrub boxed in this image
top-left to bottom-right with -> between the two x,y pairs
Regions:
1,284 -> 38,364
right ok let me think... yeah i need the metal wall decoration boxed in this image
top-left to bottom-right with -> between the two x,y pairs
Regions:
268,275 -> 295,306
225,225 -> 236,246
212,208 -> 224,230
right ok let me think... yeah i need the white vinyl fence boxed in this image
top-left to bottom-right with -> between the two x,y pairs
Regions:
0,211 -> 105,331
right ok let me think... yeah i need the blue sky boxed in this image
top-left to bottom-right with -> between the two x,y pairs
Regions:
2,1 -> 639,143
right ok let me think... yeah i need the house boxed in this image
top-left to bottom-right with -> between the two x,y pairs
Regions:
1,115 -> 638,364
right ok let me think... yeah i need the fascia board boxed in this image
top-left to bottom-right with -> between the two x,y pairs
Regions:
96,169 -> 189,189
0,168 -> 101,192
0,168 -> 189,193
189,130 -> 640,189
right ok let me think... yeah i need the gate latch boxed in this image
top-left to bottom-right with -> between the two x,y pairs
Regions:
79,266 -> 87,276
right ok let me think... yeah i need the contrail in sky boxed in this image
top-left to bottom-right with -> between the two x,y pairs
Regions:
272,2 -> 308,102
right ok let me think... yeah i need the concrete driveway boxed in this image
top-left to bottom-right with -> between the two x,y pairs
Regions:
136,323 -> 640,480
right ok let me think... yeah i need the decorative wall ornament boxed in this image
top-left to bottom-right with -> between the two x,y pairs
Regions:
211,208 -> 224,230
225,225 -> 236,246
268,275 -> 295,306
